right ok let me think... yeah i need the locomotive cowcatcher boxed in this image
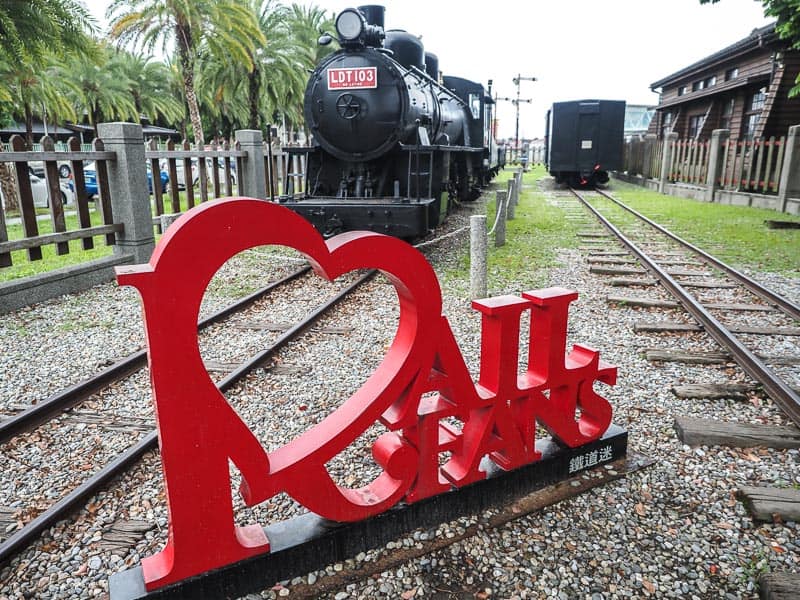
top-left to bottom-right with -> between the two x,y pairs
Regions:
280,5 -> 504,238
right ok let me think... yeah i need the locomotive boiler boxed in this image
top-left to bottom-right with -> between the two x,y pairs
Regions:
281,5 -> 503,238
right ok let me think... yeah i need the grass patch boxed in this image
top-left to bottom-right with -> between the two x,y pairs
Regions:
444,164 -> 581,291
0,188 -> 230,283
608,180 -> 800,276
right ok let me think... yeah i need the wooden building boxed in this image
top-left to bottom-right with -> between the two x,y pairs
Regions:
648,23 -> 800,141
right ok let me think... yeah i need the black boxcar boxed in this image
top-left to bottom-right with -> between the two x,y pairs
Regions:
545,99 -> 625,187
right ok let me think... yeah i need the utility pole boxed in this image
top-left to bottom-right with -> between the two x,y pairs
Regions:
497,74 -> 536,162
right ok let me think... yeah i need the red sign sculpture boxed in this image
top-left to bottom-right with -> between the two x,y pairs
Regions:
116,198 -> 617,591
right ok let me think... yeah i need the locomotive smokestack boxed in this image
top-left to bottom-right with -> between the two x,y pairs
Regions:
358,5 -> 385,29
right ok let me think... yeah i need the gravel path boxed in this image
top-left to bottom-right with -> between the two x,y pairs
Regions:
1,180 -> 798,599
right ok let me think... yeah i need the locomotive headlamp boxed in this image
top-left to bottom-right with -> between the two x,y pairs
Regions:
336,9 -> 365,41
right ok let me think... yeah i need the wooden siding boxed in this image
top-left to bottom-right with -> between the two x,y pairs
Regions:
651,43 -> 800,141
763,50 -> 800,136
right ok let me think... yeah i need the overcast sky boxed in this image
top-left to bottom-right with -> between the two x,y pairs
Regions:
83,0 -> 772,138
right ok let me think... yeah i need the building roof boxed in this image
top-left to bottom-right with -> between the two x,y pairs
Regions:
650,23 -> 778,90
0,121 -> 76,137
624,105 -> 655,133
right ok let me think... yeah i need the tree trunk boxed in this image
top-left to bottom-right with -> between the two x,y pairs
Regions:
92,107 -> 101,138
248,68 -> 260,130
0,162 -> 19,212
184,76 -> 204,146
176,24 -> 204,146
24,104 -> 34,150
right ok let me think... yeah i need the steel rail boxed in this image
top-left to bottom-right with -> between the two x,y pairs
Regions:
570,188 -> 800,426
594,188 -> 800,321
0,269 -> 376,566
0,265 -> 311,444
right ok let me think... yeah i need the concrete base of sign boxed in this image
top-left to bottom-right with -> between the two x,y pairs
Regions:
110,425 -> 628,600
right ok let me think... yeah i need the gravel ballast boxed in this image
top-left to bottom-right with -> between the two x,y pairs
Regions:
0,182 -> 798,599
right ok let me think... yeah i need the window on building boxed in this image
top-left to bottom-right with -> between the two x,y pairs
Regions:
742,114 -> 759,140
678,86 -> 687,96
692,80 -> 704,92
742,86 -> 767,140
725,67 -> 739,81
704,76 -> 716,88
719,98 -> 735,131
689,115 -> 704,138
750,86 -> 767,111
661,111 -> 673,137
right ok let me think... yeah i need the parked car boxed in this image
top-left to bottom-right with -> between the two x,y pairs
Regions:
29,161 -> 73,179
73,163 -> 169,199
161,158 -> 236,190
0,170 -> 75,210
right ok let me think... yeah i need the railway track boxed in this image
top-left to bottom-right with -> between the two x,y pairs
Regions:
560,185 -> 800,596
0,204 -> 476,577
1,176 -> 798,598
568,186 -> 800,429
0,257 -> 376,567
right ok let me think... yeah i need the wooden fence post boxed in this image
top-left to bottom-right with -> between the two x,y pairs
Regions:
642,134 -> 657,179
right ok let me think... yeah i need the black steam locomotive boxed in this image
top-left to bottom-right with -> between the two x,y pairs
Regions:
545,99 -> 625,187
281,5 -> 504,238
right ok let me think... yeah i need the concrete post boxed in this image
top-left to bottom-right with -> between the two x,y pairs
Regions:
495,190 -> 507,248
506,179 -> 516,220
234,129 -> 267,199
160,213 -> 181,232
470,214 -> 487,300
97,122 -> 154,264
705,128 -> 730,203
778,125 -> 800,213
659,132 -> 678,194
642,134 -> 657,179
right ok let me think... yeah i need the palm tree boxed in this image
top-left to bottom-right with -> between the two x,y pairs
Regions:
108,0 -> 264,145
196,51 -> 249,137
0,54 -> 79,148
283,3 -> 335,139
0,0 -> 95,65
0,0 -> 95,210
115,51 -> 184,127
198,0 -> 310,134
62,48 -> 139,136
287,3 -> 335,66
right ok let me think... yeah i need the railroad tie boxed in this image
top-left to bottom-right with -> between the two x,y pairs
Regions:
737,486 -> 800,522
673,417 -> 800,449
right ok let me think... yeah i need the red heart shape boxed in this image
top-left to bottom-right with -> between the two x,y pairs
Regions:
117,198 -> 442,589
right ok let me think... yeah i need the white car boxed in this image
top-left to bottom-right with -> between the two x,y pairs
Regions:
0,171 -> 75,210
161,158 -> 236,190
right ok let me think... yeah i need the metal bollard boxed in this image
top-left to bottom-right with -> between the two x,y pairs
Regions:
470,214 -> 487,300
495,190 -> 507,247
